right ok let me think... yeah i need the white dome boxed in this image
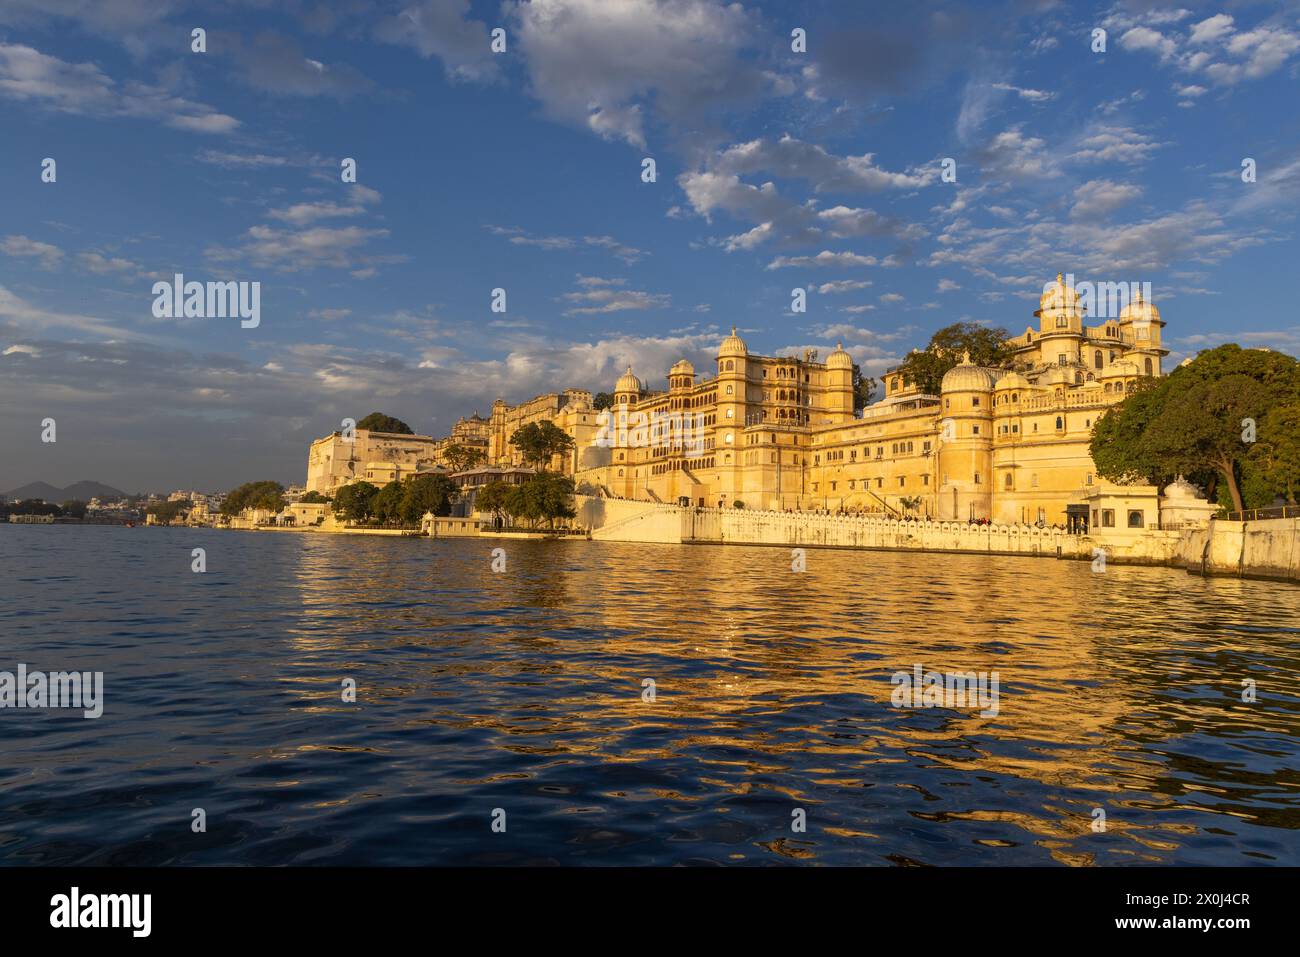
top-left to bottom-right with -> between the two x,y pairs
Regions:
615,366 -> 643,394
826,342 -> 852,370
941,352 -> 997,392
718,326 -> 748,357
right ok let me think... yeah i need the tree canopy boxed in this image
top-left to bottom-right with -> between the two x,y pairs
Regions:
592,392 -> 615,411
400,473 -> 458,523
893,321 -> 1012,396
332,481 -> 378,522
1090,344 -> 1300,511
147,499 -> 191,524
501,474 -> 576,528
442,443 -> 486,472
220,481 -> 284,517
330,474 -> 457,525
356,412 -> 414,435
509,420 -> 575,470
474,480 -> 512,521
851,363 -> 878,412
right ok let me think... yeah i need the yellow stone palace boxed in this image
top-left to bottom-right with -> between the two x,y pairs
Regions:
306,273 -> 1169,526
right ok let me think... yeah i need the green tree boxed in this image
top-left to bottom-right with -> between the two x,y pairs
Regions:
442,443 -> 486,472
509,421 -> 575,470
503,474 -> 575,528
356,412 -> 414,435
299,490 -> 330,504
592,392 -> 615,411
220,481 -> 285,517
147,499 -> 191,525
474,480 -> 513,524
332,481 -> 378,522
893,321 -> 1012,395
851,363 -> 878,412
372,480 -> 406,524
400,473 -> 458,524
1250,400 -> 1300,504
1091,345 -> 1300,512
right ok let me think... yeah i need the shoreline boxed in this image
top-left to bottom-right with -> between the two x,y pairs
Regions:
80,508 -> 1299,585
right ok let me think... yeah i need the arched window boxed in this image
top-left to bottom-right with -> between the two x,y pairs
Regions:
1004,473 -> 1013,489
1128,510 -> 1144,528
724,360 -> 733,371
1094,350 -> 1103,369
1144,357 -> 1153,376
1055,416 -> 1064,430
725,385 -> 733,395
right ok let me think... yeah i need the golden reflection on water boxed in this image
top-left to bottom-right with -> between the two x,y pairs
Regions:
279,534 -> 1300,865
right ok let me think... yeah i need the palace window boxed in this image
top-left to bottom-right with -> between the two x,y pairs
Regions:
1058,354 -> 1067,365
922,475 -> 929,485
1128,510 -> 1145,528
898,476 -> 905,488
1004,473 -> 1013,489
1145,358 -> 1154,376
1055,416 -> 1064,430
1056,316 -> 1067,328
1102,509 -> 1115,527
972,397 -> 980,407
974,472 -> 981,485
1094,351 -> 1103,369
1031,473 -> 1038,487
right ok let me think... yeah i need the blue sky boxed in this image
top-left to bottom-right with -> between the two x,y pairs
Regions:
2,0 -> 1298,493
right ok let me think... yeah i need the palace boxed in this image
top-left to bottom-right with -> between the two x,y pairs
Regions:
304,273 -> 1170,527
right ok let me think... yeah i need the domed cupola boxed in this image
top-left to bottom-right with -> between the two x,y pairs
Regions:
668,358 -> 695,391
614,366 -> 643,404
826,341 -> 853,370
718,326 -> 748,358
994,370 -> 1030,392
941,351 -> 997,393
1035,272 -> 1084,330
1118,286 -> 1162,327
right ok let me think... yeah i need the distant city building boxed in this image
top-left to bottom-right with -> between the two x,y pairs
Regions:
302,273 -> 1171,527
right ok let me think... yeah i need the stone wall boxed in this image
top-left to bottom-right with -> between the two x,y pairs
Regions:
1176,518 -> 1300,583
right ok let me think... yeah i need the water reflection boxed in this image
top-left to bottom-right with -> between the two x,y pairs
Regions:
1,526 -> 1298,865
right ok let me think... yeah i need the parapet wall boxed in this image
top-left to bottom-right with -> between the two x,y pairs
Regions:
1175,518 -> 1300,583
575,496 -> 1299,582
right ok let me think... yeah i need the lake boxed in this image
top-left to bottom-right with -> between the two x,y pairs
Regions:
2,525 -> 1298,865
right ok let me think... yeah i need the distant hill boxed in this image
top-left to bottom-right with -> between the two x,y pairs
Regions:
5,480 -> 128,502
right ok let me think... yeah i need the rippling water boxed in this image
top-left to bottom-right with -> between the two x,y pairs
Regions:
2,524 -> 1299,866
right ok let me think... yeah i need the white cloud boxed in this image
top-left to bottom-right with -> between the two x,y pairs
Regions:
766,251 -> 879,270
1,234 -> 63,269
0,43 -> 239,133
508,0 -> 764,148
1071,179 -> 1143,219
375,0 -> 499,82
816,279 -> 872,294
561,275 -> 671,315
